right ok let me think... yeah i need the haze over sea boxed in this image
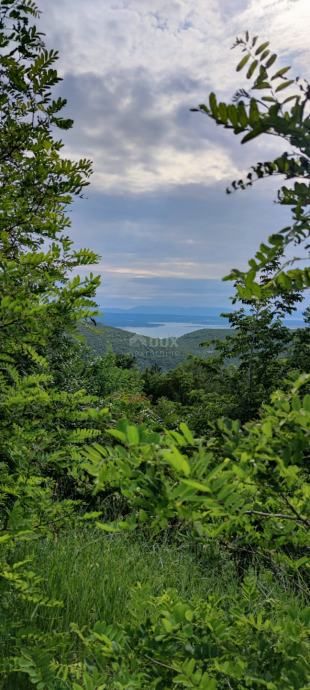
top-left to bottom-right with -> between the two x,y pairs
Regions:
97,308 -> 306,339
122,322 -> 214,338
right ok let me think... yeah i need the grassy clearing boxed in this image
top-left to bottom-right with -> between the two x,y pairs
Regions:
5,529 -> 307,689
15,529 -> 306,632
21,530 -> 236,632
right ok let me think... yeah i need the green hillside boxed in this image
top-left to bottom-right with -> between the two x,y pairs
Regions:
80,323 -> 231,370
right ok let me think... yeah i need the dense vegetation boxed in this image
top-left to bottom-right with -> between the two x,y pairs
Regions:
79,322 -> 232,371
0,3 -> 309,689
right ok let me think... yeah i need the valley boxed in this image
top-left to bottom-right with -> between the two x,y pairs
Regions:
80,322 -> 232,370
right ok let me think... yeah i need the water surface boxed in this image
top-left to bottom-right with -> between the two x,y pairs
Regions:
121,322 -> 226,338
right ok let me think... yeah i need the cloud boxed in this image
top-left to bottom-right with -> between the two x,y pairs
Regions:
38,0 -> 309,307
82,259 -> 231,280
236,0 -> 310,72
69,181 -> 292,307
41,0 -> 309,79
40,0 -> 309,193
53,69 -> 242,193
75,270 -> 235,309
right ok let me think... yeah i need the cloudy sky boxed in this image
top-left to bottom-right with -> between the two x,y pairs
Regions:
40,0 -> 309,309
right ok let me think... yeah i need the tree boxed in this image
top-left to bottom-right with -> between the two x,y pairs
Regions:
0,0 -> 100,361
0,0 -> 105,477
192,35 -> 310,418
0,3 -> 105,683
214,305 -> 291,421
191,33 -> 309,301
289,306 -> 310,373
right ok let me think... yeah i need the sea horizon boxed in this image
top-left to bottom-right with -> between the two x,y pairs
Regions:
96,310 -> 306,339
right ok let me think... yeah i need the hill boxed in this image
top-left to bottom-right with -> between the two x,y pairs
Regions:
80,323 -> 231,370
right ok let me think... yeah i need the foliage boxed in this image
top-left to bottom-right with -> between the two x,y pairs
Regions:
143,356 -> 239,432
213,305 -> 292,421
141,307 -> 308,430
70,583 -> 309,690
84,374 -> 310,562
3,532 -> 309,690
0,2 -> 103,685
4,532 -> 223,689
289,307 -> 310,373
192,32 -> 310,300
0,12 -> 309,690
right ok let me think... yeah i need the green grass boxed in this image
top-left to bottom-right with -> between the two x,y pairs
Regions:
15,529 -> 306,636
5,529 -> 307,690
5,531 -> 238,688
22,531 -> 235,633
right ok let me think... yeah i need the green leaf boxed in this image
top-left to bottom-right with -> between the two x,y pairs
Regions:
241,128 -> 263,144
265,53 -> 277,68
282,95 -> 298,103
271,66 -> 291,80
0,534 -> 11,544
303,394 -> 310,412
237,102 -> 248,127
260,49 -> 270,61
96,522 -> 120,532
96,519 -> 135,533
277,272 -> 292,288
107,429 -> 127,443
126,425 -> 140,445
249,99 -> 260,125
82,511 -> 102,520
227,104 -> 239,127
162,448 -> 191,476
275,79 -> 295,92
236,54 -> 251,72
262,421 -> 273,438
209,92 -> 218,116
182,479 -> 211,493
179,422 -> 194,444
247,60 -> 258,79
198,103 -> 209,114
253,81 -> 271,90
255,41 -> 269,55
218,102 -> 228,122
294,556 -> 310,569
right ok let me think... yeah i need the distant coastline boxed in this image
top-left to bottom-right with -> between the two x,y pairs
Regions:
96,309 -> 306,339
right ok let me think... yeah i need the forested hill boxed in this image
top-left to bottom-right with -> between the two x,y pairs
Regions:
80,323 -> 231,370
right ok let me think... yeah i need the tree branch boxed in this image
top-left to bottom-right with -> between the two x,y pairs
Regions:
245,509 -> 310,526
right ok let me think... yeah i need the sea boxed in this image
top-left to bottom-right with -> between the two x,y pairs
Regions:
97,311 -> 305,339
121,322 -> 212,338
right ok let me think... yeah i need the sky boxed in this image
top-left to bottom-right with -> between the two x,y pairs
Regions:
39,0 -> 309,310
